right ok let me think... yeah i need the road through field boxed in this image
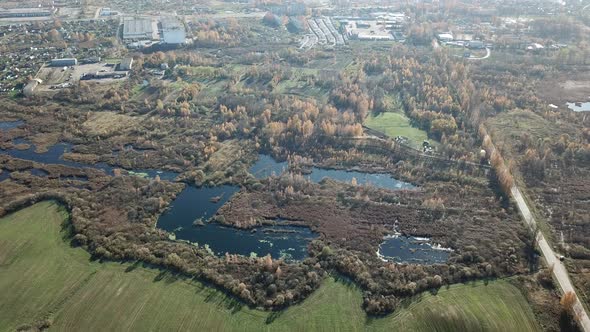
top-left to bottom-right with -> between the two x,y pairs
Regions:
511,186 -> 590,332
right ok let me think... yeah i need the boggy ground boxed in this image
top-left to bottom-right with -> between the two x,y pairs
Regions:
0,98 -> 259,186
217,161 -> 534,313
0,135 -> 534,316
0,96 -> 535,315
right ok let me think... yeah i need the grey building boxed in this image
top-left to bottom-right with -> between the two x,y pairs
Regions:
123,17 -> 155,40
0,8 -> 55,18
50,58 -> 78,67
120,58 -> 134,71
160,18 -> 186,44
467,40 -> 485,49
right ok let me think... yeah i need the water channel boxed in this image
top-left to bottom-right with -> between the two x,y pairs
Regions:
1,138 -> 178,180
0,120 -> 23,131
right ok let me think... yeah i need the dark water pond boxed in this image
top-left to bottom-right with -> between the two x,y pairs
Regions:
157,185 -> 317,260
0,120 -> 23,131
30,169 -> 49,177
0,170 -> 9,181
567,102 -> 590,112
250,154 -> 414,190
1,140 -> 178,180
250,154 -> 288,179
378,235 -> 451,265
158,185 -> 240,226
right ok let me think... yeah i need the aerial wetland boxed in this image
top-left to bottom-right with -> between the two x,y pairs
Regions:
0,130 -> 440,263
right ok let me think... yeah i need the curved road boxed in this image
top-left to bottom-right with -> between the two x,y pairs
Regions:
511,186 -> 590,331
467,47 -> 491,60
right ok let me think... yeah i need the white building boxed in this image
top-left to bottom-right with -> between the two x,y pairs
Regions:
343,21 -> 394,41
160,18 -> 186,44
437,33 -> 454,42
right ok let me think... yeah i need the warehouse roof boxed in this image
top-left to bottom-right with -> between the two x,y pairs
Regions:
123,17 -> 153,39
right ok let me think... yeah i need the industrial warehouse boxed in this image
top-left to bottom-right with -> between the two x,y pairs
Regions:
122,16 -> 186,47
122,17 -> 158,41
160,18 -> 186,45
0,7 -> 56,18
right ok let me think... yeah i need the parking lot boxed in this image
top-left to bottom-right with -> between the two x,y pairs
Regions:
35,62 -> 126,92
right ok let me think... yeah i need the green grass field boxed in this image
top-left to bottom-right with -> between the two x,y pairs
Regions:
0,202 -> 541,332
364,111 -> 431,148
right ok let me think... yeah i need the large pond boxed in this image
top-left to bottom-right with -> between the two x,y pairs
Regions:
157,185 -> 317,260
567,102 -> 590,112
377,235 -> 451,265
1,140 -> 178,180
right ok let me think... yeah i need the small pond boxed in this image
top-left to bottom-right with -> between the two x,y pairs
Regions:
0,170 -> 10,181
378,235 -> 451,265
567,102 -> 590,112
157,185 -> 317,260
0,120 -> 23,131
30,169 -> 49,177
249,154 -> 288,179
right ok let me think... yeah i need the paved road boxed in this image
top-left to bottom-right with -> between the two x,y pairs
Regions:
467,47 -> 491,60
511,186 -> 590,332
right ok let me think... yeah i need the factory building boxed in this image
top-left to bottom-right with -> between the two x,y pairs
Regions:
123,17 -> 158,41
0,7 -> 55,18
160,18 -> 186,44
